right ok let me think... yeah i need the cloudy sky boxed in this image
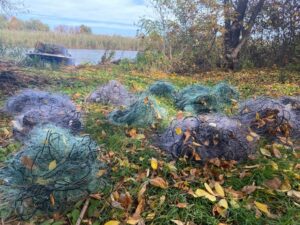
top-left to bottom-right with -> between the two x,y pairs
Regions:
18,0 -> 152,36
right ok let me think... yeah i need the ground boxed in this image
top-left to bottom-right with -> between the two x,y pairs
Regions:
0,63 -> 300,225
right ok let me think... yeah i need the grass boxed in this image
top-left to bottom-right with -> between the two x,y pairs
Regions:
0,65 -> 300,225
0,29 -> 140,50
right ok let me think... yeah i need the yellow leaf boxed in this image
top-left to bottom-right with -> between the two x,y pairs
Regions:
104,221 -> 120,225
254,201 -> 270,215
260,148 -> 271,157
151,158 -> 158,170
270,161 -> 278,170
129,128 -> 137,138
48,160 -> 57,170
246,135 -> 254,142
204,183 -> 215,196
215,182 -> 225,197
97,169 -> 107,177
218,199 -> 228,209
150,177 -> 168,189
171,220 -> 185,225
175,127 -> 182,135
280,177 -> 292,192
127,218 -> 140,225
195,189 -> 216,202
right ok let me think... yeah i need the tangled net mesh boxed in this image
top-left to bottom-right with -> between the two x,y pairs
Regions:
108,95 -> 166,127
237,96 -> 300,141
86,80 -> 136,106
154,114 -> 258,162
0,125 -> 107,220
175,82 -> 238,114
4,90 -> 82,141
148,81 -> 176,98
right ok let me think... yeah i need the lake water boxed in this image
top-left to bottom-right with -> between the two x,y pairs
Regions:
68,49 -> 138,65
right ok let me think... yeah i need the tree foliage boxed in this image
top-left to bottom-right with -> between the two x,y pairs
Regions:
139,0 -> 300,72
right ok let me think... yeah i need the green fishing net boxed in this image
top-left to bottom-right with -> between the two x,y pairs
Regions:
0,125 -> 107,220
108,95 -> 166,127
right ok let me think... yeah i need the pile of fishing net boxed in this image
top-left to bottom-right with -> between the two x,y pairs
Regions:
4,89 -> 82,141
86,80 -> 136,106
154,114 -> 258,162
0,125 -> 107,220
148,81 -> 176,98
238,96 -> 300,141
175,82 -> 239,114
34,42 -> 69,56
108,95 -> 166,127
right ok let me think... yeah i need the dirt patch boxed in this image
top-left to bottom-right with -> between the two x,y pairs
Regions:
0,61 -> 50,97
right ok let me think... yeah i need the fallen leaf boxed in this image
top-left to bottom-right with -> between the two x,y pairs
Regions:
287,190 -> 300,202
171,220 -> 185,225
138,183 -> 148,202
247,135 -> 254,142
195,189 -> 216,202
126,218 -> 140,225
97,169 -> 107,177
104,221 -> 120,225
242,185 -> 257,195
215,182 -> 225,197
176,203 -> 188,208
175,127 -> 182,135
218,199 -> 228,209
270,161 -> 279,170
272,146 -> 282,159
129,129 -> 137,138
280,177 -> 292,192
151,158 -> 158,170
50,193 -> 55,206
204,183 -> 215,196
260,148 -> 272,157
150,177 -> 168,189
48,160 -> 57,171
21,156 -> 35,170
264,177 -> 282,190
254,201 -> 271,216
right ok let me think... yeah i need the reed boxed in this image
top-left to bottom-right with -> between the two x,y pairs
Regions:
0,29 -> 140,50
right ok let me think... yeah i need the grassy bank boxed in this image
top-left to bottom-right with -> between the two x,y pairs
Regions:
0,65 -> 300,225
0,29 -> 140,50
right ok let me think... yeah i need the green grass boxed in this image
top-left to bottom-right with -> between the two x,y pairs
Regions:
0,65 -> 300,225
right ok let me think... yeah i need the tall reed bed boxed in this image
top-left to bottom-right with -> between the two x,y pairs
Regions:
0,29 -> 140,50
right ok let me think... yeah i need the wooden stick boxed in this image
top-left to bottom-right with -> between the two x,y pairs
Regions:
75,198 -> 90,225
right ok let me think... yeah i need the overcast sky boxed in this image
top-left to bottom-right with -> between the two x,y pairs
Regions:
18,0 -> 152,36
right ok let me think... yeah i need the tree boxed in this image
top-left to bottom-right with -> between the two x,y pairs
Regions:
223,0 -> 266,70
79,24 -> 92,34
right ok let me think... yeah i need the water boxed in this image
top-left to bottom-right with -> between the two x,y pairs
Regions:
68,49 -> 138,65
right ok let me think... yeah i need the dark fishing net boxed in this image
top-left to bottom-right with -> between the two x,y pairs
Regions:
0,125 -> 107,220
86,80 -> 136,106
34,42 -> 69,56
237,96 -> 300,140
4,90 -> 82,141
175,83 -> 238,114
108,95 -> 166,127
154,114 -> 258,162
148,81 -> 176,98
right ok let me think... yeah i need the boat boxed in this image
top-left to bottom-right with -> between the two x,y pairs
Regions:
27,42 -> 74,65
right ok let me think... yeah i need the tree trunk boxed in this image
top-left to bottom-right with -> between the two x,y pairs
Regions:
224,0 -> 266,70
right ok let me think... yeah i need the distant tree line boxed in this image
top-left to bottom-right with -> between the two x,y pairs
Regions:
139,0 -> 300,72
0,15 -> 93,34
